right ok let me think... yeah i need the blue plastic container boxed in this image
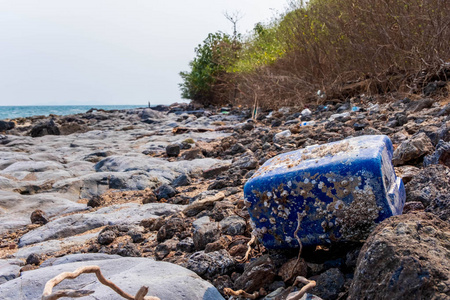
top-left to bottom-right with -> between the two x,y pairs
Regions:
244,135 -> 405,249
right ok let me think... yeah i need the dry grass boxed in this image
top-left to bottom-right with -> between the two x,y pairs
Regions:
233,0 -> 450,108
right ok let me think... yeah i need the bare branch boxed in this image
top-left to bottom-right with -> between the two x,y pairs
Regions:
41,265 -> 160,300
224,288 -> 259,299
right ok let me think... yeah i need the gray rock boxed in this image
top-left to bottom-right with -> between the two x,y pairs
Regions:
0,191 -> 86,235
192,216 -> 221,251
232,150 -> 259,170
14,232 -> 98,259
155,184 -> 176,200
19,203 -> 185,247
0,259 -> 24,285
40,253 -> 121,268
186,250 -> 234,279
219,215 -> 246,236
405,164 -> 450,207
393,132 -> 434,165
423,139 -> 450,167
141,108 -> 165,120
172,174 -> 191,187
0,256 -> 224,299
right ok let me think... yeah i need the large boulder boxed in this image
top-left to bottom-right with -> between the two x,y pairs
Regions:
0,255 -> 224,299
0,120 -> 15,131
348,212 -> 450,299
30,119 -> 60,137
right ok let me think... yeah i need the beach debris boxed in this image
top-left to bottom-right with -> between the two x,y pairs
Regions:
244,135 -> 405,249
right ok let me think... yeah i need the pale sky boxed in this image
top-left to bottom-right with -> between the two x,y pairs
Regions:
0,0 -> 289,106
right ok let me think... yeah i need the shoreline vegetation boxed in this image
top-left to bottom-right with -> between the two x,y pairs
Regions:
180,0 -> 450,109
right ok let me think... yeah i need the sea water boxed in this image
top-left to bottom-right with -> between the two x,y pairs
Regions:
0,105 -> 144,120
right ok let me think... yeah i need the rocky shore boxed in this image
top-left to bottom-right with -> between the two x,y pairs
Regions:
0,97 -> 449,299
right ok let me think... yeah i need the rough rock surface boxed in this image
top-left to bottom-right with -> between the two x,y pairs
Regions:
348,212 -> 450,300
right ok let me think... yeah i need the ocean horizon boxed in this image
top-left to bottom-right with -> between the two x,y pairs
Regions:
0,105 -> 147,120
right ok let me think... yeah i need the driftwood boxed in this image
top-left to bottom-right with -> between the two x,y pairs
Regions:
41,265 -> 160,300
223,288 -> 259,299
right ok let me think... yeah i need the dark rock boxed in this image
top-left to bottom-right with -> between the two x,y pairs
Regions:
186,250 -> 234,279
155,184 -> 176,200
437,103 -> 450,117
311,268 -> 345,300
395,112 -> 408,126
406,98 -> 434,112
115,242 -> 141,257
230,143 -> 246,155
207,180 -> 230,190
166,143 -> 181,157
0,121 -> 15,131
26,253 -> 41,266
97,230 -> 116,245
242,122 -> 255,131
424,140 -> 450,167
423,81 -> 446,96
157,217 -> 186,242
203,164 -> 230,179
271,119 -> 282,127
128,228 -> 144,243
345,249 -> 360,270
232,151 -> 259,170
181,148 -> 203,160
213,275 -> 233,293
402,201 -> 425,214
349,212 -> 450,299
172,174 -> 191,187
278,258 -> 307,283
192,216 -> 220,251
219,215 -> 246,236
393,132 -> 434,165
177,237 -> 195,253
30,120 -> 60,137
87,196 -> 104,208
405,164 -> 450,207
234,255 -> 276,293
425,193 -> 450,222
155,242 -> 170,260
30,210 -> 48,225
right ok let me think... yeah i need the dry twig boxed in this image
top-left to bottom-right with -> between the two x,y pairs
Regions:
289,212 -> 304,281
41,265 -> 160,300
224,288 -> 259,299
286,276 -> 317,300
236,234 -> 256,263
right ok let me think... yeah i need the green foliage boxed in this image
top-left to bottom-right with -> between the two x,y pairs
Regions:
179,32 -> 237,105
229,22 -> 287,73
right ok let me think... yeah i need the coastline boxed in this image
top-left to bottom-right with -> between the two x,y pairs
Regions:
0,99 -> 449,299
